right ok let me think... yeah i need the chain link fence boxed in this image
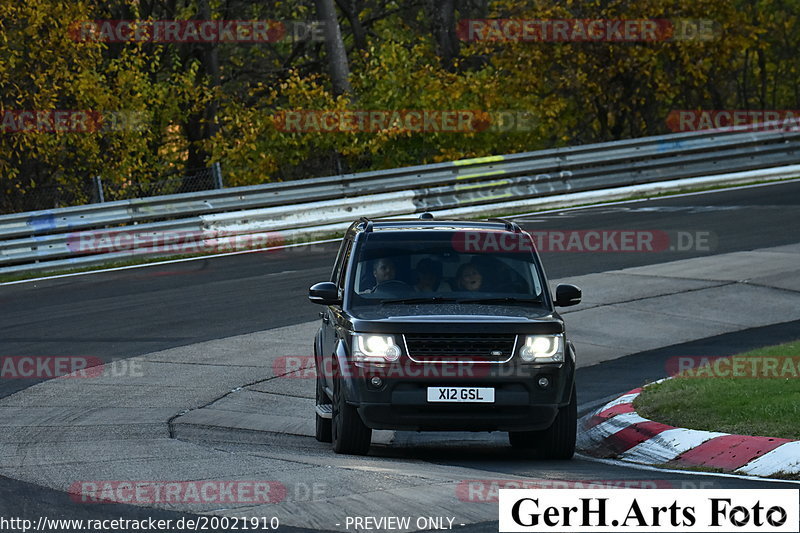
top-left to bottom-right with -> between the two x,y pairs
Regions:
0,164 -> 223,215
0,180 -> 96,215
256,143 -> 439,183
2,143 -> 437,215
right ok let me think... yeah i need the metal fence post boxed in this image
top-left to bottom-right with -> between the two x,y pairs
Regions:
212,162 -> 224,189
93,176 -> 105,203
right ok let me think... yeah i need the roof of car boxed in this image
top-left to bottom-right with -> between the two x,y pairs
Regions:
352,215 -> 522,234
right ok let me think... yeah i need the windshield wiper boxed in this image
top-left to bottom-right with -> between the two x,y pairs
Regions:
457,297 -> 542,305
379,296 -> 461,305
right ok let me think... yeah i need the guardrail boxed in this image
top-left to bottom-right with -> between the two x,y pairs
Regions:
1,123 -> 798,275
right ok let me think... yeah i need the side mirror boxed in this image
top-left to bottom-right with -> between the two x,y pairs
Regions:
554,284 -> 582,307
308,281 -> 342,305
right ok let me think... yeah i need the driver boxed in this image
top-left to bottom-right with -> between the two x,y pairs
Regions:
372,257 -> 396,286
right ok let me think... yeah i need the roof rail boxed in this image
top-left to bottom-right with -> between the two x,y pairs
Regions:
487,217 -> 521,232
358,217 -> 373,232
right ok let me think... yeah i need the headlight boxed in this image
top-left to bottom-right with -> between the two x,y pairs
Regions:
353,334 -> 401,363
519,334 -> 564,363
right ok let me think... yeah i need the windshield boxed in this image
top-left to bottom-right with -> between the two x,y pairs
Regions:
348,230 -> 546,307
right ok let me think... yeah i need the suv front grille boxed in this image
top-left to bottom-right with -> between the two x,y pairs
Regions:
402,333 -> 517,363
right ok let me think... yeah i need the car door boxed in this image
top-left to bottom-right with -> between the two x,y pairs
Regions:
319,237 -> 352,386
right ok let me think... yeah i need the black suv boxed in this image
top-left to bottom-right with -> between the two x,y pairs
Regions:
308,215 -> 581,457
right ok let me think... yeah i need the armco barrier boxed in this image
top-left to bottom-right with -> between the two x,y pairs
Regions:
1,123 -> 798,275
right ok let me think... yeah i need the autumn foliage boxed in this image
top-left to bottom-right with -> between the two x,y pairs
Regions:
1,0 -> 798,212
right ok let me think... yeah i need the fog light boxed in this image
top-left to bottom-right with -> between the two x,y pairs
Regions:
537,376 -> 550,388
370,376 -> 383,387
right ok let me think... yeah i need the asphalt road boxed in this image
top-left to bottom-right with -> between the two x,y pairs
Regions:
1,180 -> 799,531
3,181 -> 800,379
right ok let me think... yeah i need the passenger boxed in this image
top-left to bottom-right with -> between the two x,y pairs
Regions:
414,258 -> 443,292
456,262 -> 483,292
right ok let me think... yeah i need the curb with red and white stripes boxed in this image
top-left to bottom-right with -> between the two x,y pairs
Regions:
577,386 -> 800,478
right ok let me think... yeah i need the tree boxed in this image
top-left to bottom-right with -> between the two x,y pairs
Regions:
315,0 -> 353,96
3,0 -> 799,213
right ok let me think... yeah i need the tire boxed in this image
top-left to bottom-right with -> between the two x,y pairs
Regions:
315,374 -> 332,443
508,384 -> 577,459
537,384 -> 577,459
331,362 -> 372,455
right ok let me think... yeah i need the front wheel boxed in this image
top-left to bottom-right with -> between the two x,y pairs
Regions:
509,384 -> 577,459
331,362 -> 372,455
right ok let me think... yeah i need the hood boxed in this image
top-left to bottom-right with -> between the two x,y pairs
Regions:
348,303 -> 563,334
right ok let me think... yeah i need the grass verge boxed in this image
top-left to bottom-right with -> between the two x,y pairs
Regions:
634,340 -> 800,440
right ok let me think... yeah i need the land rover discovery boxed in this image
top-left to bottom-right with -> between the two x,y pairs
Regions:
308,215 -> 581,457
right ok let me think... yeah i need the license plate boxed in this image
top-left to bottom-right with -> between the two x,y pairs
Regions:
427,387 -> 494,403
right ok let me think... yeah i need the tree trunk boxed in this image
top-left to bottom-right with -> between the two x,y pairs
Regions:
427,0 -> 459,71
335,0 -> 367,50
315,0 -> 352,95
180,0 -> 220,192
757,47 -> 767,109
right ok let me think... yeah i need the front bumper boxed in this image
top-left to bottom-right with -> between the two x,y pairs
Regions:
345,361 -> 574,431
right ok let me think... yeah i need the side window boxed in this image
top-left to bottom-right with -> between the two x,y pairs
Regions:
331,238 -> 353,287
